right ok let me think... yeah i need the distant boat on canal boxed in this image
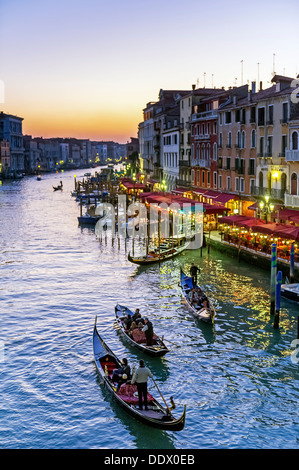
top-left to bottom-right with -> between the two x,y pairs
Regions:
128,238 -> 189,265
53,181 -> 63,191
37,175 -> 41,181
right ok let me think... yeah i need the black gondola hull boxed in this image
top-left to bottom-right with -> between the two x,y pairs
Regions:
93,321 -> 186,431
114,304 -> 169,357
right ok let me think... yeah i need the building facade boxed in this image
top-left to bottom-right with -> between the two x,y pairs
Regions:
0,112 -> 24,175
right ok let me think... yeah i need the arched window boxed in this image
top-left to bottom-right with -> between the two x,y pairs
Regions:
197,145 -> 200,160
259,171 -> 263,189
291,173 -> 297,195
292,131 -> 298,150
236,131 -> 241,147
213,142 -> 217,161
206,144 -> 210,160
241,131 -> 246,148
251,129 -> 256,148
201,144 -> 205,160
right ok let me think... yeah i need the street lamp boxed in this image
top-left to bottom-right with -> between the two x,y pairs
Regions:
161,179 -> 167,194
259,195 -> 274,223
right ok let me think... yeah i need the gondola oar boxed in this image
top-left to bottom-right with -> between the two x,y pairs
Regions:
152,378 -> 174,417
161,336 -> 180,347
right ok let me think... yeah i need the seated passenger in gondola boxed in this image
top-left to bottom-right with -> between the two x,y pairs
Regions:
132,308 -> 140,322
128,321 -> 138,335
123,314 -> 132,331
112,358 -> 131,385
188,288 -> 196,304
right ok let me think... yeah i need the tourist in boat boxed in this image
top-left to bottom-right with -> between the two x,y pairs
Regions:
129,321 -> 138,334
112,358 -> 131,384
131,359 -> 153,410
190,263 -> 200,286
142,317 -> 154,346
123,314 -> 132,331
132,308 -> 140,322
188,288 -> 196,304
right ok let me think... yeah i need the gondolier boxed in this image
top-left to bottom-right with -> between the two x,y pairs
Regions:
131,359 -> 153,410
190,263 -> 200,286
142,317 -> 154,346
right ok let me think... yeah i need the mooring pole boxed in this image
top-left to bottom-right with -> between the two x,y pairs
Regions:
274,270 -> 282,329
270,243 -> 277,316
290,243 -> 295,284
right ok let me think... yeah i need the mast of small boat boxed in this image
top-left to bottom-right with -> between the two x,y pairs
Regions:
158,207 -> 161,263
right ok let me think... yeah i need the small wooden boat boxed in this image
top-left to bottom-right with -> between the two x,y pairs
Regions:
78,212 -> 101,226
280,282 -> 299,302
93,319 -> 186,430
128,239 -> 189,265
180,269 -> 215,323
53,181 -> 63,191
115,304 -> 169,357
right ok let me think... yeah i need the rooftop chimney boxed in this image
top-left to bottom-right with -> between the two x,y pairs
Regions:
192,84 -> 196,90
259,81 -> 263,91
251,81 -> 256,94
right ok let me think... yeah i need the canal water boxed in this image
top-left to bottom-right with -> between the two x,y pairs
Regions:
0,170 -> 298,449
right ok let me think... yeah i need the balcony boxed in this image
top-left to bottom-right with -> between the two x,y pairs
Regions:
252,186 -> 285,201
191,158 -> 211,168
194,133 -> 210,140
285,149 -> 299,162
191,110 -> 217,121
285,193 -> 299,208
179,159 -> 190,167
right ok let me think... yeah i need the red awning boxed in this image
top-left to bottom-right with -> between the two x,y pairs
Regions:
203,203 -> 228,214
290,215 -> 299,224
249,223 -> 293,236
235,218 -> 266,229
171,187 -> 190,194
273,225 -> 299,240
212,193 -> 237,204
122,182 -> 146,189
219,215 -> 251,225
277,208 -> 299,220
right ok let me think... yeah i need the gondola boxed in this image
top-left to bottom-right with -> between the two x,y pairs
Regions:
128,240 -> 189,265
280,282 -> 299,302
115,304 -> 169,357
53,181 -> 63,191
78,213 -> 101,226
93,318 -> 186,431
180,269 -> 215,323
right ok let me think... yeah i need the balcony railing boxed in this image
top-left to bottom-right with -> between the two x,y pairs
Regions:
285,149 -> 299,162
194,133 -> 210,140
190,158 -> 211,168
252,186 -> 285,201
191,110 -> 218,121
179,159 -> 190,167
285,193 -> 299,208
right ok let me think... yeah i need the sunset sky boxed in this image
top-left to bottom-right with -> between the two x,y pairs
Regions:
0,0 -> 298,143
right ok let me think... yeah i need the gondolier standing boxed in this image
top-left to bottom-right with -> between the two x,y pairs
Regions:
190,263 -> 200,287
142,317 -> 154,346
131,359 -> 153,410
